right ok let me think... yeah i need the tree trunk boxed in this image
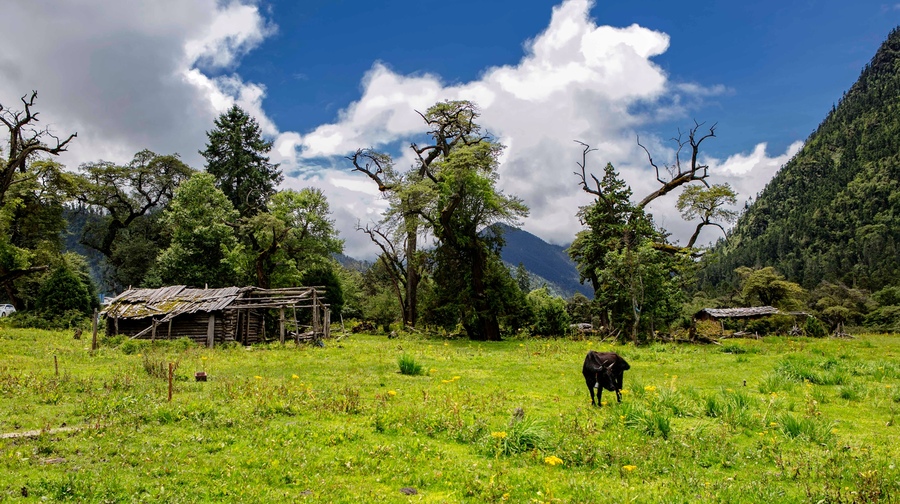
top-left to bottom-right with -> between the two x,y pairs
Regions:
405,222 -> 419,327
467,246 -> 501,341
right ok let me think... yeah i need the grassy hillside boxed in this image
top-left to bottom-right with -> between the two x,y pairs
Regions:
2,328 -> 900,502
700,27 -> 900,292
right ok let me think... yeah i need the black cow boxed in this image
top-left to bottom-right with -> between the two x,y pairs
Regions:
582,351 -> 630,406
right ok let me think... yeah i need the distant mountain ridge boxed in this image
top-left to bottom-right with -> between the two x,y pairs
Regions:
490,224 -> 592,298
699,27 -> 900,291
339,225 -> 591,298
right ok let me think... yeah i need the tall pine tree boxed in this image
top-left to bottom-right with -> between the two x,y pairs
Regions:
200,105 -> 282,218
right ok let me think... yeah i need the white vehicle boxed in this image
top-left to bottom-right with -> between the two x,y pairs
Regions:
0,304 -> 15,317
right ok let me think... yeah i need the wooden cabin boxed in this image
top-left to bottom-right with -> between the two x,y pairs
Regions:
102,285 -> 329,346
694,306 -> 780,322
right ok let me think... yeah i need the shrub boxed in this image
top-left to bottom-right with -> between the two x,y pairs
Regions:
397,354 -> 425,376
804,316 -> 828,337
525,288 -> 570,336
37,266 -> 94,319
864,305 -> 900,333
746,314 -> 794,336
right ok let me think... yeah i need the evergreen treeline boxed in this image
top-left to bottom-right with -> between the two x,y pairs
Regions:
699,27 -> 900,293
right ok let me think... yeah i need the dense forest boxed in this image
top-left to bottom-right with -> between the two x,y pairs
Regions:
699,27 -> 900,292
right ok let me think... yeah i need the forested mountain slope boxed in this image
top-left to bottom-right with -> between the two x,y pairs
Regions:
699,27 -> 900,292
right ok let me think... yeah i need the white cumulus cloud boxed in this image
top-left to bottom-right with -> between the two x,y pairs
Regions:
1,0 -> 798,261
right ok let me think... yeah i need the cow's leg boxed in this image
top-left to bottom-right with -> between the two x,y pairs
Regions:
585,375 -> 596,406
615,389 -> 622,403
596,387 -> 603,406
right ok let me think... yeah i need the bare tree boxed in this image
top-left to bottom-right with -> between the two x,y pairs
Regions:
0,91 -> 76,207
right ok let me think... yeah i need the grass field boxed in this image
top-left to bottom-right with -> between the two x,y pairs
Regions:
1,327 -> 899,503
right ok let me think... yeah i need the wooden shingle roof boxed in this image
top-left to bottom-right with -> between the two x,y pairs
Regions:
102,285 -> 250,319
695,306 -> 780,319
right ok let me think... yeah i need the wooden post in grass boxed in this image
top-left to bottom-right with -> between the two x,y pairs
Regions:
91,309 -> 98,352
168,362 -> 174,402
54,355 -> 58,377
279,306 -> 285,344
206,315 -> 215,348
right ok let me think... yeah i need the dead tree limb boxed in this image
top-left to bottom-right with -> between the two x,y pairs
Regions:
0,91 -> 77,206
636,121 -> 716,208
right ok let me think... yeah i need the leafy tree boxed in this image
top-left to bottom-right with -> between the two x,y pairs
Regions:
237,188 -> 343,288
300,263 -> 345,317
568,161 -> 683,341
352,100 -> 527,340
569,162 -> 638,295
358,256 -> 403,329
72,149 -> 194,289
515,262 -> 532,294
526,288 -> 570,336
200,105 -> 282,218
36,260 -> 94,318
419,101 -> 528,340
566,293 -> 594,324
0,160 -> 74,306
736,266 -> 805,310
676,183 -> 738,248
597,241 -> 684,341
149,172 -> 239,288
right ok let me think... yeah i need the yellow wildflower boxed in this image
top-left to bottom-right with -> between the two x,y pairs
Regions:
623,465 -> 636,472
254,376 -> 262,379
770,422 -> 778,427
291,374 -> 299,379
491,431 -> 508,439
201,356 -> 207,360
388,390 -> 397,396
644,385 -> 656,392
544,455 -> 563,466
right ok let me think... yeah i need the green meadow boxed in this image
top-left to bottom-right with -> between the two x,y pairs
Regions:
1,328 -> 899,503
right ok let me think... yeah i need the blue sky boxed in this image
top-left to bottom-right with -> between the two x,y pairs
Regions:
2,0 -> 898,258
239,0 -> 896,158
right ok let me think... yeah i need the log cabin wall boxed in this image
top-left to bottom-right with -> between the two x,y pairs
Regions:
107,311 -> 266,346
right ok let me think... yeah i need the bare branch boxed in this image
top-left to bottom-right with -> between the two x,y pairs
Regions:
637,121 -> 716,209
573,140 -> 601,196
0,90 -> 77,206
347,149 -> 395,192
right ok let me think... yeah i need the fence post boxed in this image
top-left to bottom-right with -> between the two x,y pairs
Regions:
168,362 -> 174,402
91,309 -> 98,352
279,307 -> 285,344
